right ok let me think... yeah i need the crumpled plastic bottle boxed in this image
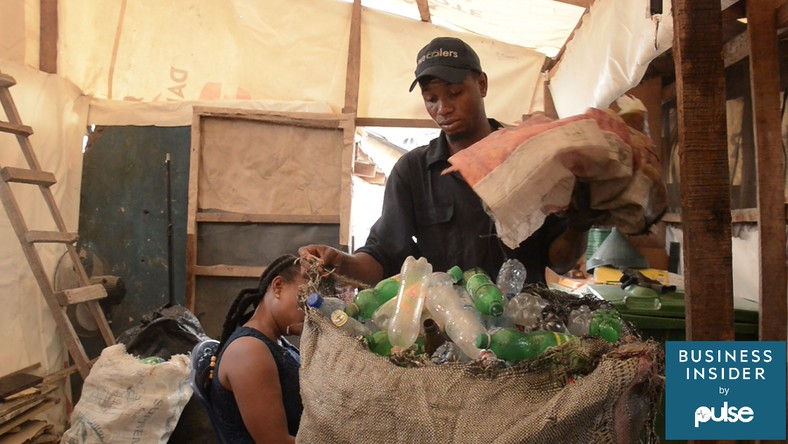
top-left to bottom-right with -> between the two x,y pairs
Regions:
496,258 -> 527,300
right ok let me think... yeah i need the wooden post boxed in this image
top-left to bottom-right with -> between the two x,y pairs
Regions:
342,0 -> 361,115
39,0 -> 57,73
747,2 -> 787,442
746,0 -> 787,342
672,0 -> 735,347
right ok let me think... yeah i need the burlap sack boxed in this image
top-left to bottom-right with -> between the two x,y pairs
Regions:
297,310 -> 662,444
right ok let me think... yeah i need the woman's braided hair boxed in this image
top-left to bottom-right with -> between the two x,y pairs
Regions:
216,254 -> 301,352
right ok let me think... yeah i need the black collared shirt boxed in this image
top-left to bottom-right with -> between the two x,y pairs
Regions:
356,119 -> 567,283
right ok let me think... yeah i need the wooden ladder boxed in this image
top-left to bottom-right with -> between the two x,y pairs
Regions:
0,71 -> 115,379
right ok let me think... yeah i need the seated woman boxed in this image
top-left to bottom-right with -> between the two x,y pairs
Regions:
209,255 -> 306,443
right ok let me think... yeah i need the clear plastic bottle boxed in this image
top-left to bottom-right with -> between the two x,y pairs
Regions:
566,305 -> 593,336
370,296 -> 397,331
496,258 -> 527,300
387,256 -> 432,352
431,341 -> 468,364
306,293 -> 346,318
331,310 -> 372,336
462,267 -> 505,317
423,271 -> 488,359
505,292 -> 547,329
454,286 -> 485,326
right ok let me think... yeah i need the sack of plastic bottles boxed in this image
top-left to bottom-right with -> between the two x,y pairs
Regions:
296,261 -> 663,444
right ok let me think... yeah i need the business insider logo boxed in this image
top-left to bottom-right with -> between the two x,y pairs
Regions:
666,341 -> 786,440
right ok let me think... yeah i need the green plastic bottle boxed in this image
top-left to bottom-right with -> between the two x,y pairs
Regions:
345,288 -> 392,321
462,267 -> 504,317
588,309 -> 622,343
364,331 -> 425,357
365,330 -> 393,357
374,275 -> 401,301
476,328 -> 575,362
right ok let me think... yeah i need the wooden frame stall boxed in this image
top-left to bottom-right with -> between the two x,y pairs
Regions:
185,108 -> 355,315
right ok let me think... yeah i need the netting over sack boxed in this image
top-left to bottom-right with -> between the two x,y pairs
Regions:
296,277 -> 664,444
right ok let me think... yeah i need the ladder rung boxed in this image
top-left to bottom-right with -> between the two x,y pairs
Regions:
25,231 -> 78,244
0,121 -> 33,136
0,73 -> 15,88
55,284 -> 107,306
1,167 -> 56,186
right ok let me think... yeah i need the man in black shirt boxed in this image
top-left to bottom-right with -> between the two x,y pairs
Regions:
300,37 -> 593,286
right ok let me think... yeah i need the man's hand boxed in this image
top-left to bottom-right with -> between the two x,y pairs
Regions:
298,245 -> 346,273
565,181 -> 608,232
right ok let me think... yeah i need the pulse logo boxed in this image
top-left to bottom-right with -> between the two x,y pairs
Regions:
666,341 -> 785,440
694,403 -> 754,428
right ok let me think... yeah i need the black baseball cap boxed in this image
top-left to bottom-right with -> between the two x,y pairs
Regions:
409,37 -> 482,92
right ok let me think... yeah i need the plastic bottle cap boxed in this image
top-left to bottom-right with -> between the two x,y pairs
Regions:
344,303 -> 360,318
478,350 -> 497,362
331,310 -> 348,327
447,266 -> 463,284
306,293 -> 323,308
489,301 -> 504,317
475,332 -> 491,349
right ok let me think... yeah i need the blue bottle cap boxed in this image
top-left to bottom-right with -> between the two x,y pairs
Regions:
306,293 -> 323,308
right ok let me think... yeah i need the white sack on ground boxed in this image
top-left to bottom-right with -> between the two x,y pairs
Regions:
444,108 -> 667,249
62,344 -> 192,444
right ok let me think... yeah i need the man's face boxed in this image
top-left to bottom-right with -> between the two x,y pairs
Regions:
420,72 -> 487,141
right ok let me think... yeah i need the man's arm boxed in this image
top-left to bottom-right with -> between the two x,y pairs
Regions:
547,181 -> 603,275
547,227 -> 588,275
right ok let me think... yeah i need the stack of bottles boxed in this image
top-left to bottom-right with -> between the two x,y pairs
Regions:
306,256 -> 623,365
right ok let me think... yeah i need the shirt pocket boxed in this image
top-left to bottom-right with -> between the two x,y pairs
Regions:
415,202 -> 453,226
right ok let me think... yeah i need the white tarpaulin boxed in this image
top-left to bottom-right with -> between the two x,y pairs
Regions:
0,59 -> 89,430
550,0 -> 673,118
54,0 -> 544,125
358,0 -> 585,57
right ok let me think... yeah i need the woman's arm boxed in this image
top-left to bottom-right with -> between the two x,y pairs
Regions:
219,337 -> 295,444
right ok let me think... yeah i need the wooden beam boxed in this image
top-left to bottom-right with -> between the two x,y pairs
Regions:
673,0 -> 735,343
195,212 -> 339,224
194,265 -> 264,278
723,31 -> 749,67
342,0 -> 361,114
746,0 -> 787,344
355,117 -> 437,128
416,0 -> 431,22
39,0 -> 57,73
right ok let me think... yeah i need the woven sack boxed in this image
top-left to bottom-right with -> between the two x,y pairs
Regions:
297,308 -> 662,444
61,344 -> 192,444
